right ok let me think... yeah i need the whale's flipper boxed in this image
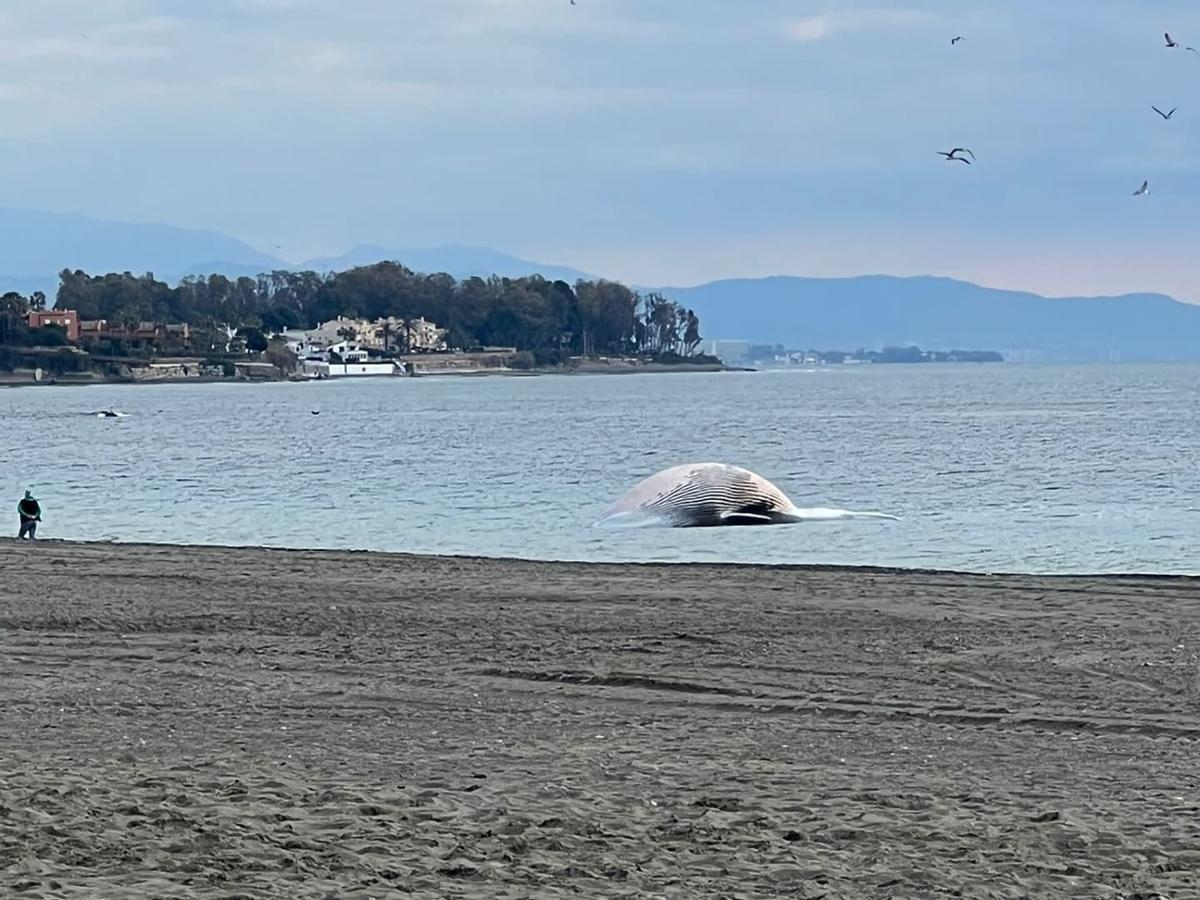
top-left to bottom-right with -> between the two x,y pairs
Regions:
718,510 -> 776,526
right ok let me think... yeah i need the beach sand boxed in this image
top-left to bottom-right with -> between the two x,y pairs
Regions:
2,541 -> 1199,899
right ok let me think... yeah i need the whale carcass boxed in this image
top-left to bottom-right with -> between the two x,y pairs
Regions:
594,462 -> 898,528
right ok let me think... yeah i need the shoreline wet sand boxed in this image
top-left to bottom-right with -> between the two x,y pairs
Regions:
2,541 -> 1199,898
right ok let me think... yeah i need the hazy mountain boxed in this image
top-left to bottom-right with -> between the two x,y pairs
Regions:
301,244 -> 592,283
0,208 -> 284,286
5,207 -> 1200,360
661,275 -> 1200,362
0,209 -> 591,301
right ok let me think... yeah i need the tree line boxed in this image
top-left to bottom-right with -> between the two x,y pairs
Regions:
5,264 -> 704,361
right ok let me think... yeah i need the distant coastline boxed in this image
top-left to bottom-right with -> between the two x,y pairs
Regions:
0,354 -> 735,388
723,343 -> 1005,368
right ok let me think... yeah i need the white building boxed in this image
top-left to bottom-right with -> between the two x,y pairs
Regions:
705,340 -> 751,364
300,357 -> 402,378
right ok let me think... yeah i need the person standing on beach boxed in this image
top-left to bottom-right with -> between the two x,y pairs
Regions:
17,491 -> 41,539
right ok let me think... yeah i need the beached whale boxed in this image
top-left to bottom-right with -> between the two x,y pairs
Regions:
594,462 -> 899,528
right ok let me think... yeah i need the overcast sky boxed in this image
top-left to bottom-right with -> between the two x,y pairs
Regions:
3,1 -> 1200,298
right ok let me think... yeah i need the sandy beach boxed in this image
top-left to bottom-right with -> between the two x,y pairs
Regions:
2,542 -> 1198,898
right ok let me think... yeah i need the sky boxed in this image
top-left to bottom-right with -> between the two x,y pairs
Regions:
3,0 -> 1200,299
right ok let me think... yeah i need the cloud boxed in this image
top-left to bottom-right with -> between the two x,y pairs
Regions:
0,34 -> 171,65
782,9 -> 932,43
95,15 -> 182,39
232,0 -> 320,9
291,41 -> 357,73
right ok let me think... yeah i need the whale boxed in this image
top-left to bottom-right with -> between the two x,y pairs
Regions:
594,462 -> 899,528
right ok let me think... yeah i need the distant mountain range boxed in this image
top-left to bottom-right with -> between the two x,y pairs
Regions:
659,275 -> 1200,362
0,208 -> 590,299
0,208 -> 283,299
4,208 -> 1200,361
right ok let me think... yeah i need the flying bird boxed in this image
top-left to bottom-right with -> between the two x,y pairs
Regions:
938,148 -> 975,164
950,35 -> 964,45
1165,32 -> 1179,47
1133,180 -> 1149,196
1152,105 -> 1177,120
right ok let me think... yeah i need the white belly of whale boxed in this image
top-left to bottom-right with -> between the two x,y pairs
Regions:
594,463 -> 899,528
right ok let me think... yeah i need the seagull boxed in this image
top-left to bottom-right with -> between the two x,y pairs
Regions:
311,410 -> 321,415
1152,105 -> 1177,120
950,35 -> 964,45
1133,180 -> 1149,196
1165,32 -> 1179,48
938,148 -> 975,164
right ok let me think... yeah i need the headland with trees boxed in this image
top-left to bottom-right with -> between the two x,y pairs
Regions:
0,261 -> 719,381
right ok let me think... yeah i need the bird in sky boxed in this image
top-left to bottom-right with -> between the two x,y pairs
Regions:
1165,32 -> 1179,48
938,148 -> 975,164
1133,180 -> 1150,196
1151,105 -> 1177,120
950,36 -> 964,45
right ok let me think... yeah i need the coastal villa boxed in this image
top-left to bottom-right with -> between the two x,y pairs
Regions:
289,315 -> 447,354
77,319 -> 192,346
372,316 -> 447,352
26,309 -> 80,342
297,316 -> 364,350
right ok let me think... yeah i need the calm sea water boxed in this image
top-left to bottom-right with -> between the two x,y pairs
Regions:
2,364 -> 1197,574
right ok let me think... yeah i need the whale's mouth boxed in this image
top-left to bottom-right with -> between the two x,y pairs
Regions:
593,506 -> 900,529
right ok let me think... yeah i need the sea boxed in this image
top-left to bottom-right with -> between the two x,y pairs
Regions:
2,363 -> 1197,575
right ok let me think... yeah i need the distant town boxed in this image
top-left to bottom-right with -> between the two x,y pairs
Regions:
708,341 -> 1005,367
